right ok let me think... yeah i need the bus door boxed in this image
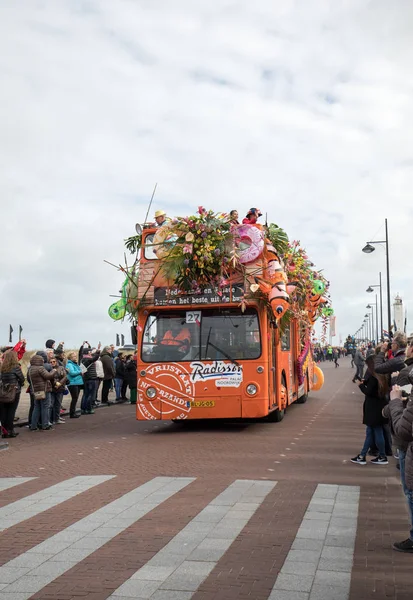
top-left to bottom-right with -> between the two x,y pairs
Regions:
270,325 -> 277,411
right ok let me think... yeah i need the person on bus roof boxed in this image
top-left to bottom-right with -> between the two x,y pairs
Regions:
229,210 -> 239,225
153,210 -> 168,227
160,321 -> 191,354
242,208 -> 262,225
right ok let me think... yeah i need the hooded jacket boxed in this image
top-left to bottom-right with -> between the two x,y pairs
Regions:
28,355 -> 56,395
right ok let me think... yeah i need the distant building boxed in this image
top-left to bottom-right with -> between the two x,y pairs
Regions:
393,294 -> 404,332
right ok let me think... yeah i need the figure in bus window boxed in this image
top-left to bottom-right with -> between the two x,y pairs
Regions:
160,321 -> 191,357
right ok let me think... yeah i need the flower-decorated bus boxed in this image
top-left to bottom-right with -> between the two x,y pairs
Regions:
110,207 -> 331,422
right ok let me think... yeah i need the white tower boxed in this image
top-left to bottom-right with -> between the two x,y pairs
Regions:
393,294 -> 404,332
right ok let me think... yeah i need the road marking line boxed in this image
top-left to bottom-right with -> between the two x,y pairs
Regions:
109,479 -> 276,599
0,478 -> 36,493
0,476 -> 115,532
0,476 -> 194,597
269,483 -> 360,599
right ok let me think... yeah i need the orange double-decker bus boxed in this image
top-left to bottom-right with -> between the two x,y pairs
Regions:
134,223 -> 325,422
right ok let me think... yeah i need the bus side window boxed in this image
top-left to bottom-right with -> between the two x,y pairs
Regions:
281,327 -> 290,351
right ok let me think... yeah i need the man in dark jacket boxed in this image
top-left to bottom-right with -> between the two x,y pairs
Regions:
375,332 -> 407,378
388,370 -> 413,553
81,347 -> 100,414
100,347 -> 115,405
352,348 -> 365,382
114,353 -> 125,401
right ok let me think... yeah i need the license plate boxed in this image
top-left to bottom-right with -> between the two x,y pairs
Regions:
189,400 -> 215,408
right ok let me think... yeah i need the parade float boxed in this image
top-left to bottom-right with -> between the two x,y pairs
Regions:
108,207 -> 331,421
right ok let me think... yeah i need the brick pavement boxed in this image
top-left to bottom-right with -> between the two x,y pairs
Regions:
0,358 -> 411,599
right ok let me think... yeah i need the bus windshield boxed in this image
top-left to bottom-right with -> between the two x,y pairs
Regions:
141,308 -> 261,363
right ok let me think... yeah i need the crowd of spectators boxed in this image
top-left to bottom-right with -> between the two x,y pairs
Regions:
0,339 -> 137,438
349,332 -> 413,553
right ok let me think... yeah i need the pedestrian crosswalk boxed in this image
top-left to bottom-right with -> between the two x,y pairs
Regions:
0,476 -> 360,600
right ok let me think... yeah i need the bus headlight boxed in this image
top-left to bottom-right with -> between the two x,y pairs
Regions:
146,387 -> 157,399
246,384 -> 257,396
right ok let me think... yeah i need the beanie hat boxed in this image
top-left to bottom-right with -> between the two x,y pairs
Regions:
45,339 -> 55,349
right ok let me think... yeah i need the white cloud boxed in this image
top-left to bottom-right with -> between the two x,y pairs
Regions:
0,0 -> 412,347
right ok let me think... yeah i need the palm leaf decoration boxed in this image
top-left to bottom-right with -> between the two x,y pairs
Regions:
124,234 -> 142,254
267,223 -> 289,255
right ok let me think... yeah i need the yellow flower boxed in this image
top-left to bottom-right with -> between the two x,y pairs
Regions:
185,232 -> 194,242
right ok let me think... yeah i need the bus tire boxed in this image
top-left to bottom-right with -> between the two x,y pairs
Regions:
296,393 -> 308,404
268,408 -> 285,422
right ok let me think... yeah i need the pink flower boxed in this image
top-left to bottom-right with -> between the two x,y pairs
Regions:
183,244 -> 193,254
198,206 -> 206,214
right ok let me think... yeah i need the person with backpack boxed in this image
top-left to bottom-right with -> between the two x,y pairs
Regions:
49,355 -> 67,425
66,351 -> 83,418
0,350 -> 25,438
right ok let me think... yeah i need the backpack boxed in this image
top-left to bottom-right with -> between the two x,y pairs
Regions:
95,359 -> 104,379
0,375 -> 18,404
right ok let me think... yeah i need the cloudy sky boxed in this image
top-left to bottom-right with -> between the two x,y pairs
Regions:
1,0 -> 412,349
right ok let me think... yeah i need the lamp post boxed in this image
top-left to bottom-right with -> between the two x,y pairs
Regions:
366,304 -> 376,344
364,314 -> 371,342
367,272 -> 383,341
362,219 -> 391,337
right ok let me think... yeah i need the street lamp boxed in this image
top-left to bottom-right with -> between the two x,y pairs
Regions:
362,218 -> 391,337
366,304 -> 376,343
366,272 -> 383,341
365,314 -> 371,342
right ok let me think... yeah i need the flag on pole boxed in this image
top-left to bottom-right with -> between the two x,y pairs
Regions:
9,325 -> 13,344
121,334 -> 125,347
18,325 -> 23,341
116,333 -> 120,347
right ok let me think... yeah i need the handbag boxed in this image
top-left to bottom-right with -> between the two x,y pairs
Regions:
0,380 -> 17,404
33,390 -> 46,401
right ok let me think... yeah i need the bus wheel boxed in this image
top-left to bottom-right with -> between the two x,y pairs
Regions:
268,407 -> 285,422
296,393 -> 308,404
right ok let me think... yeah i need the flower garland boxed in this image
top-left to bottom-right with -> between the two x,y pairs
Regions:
160,207 -> 232,292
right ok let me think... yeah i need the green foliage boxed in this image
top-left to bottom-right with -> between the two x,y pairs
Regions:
124,234 -> 142,254
267,223 -> 289,255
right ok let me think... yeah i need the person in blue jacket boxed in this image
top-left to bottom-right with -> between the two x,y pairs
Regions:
66,351 -> 83,418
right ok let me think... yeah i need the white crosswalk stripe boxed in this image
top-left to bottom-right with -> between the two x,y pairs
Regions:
269,483 -> 360,600
109,479 -> 277,599
0,478 -> 36,492
0,475 -> 115,532
0,477 -> 362,600
0,476 -> 194,598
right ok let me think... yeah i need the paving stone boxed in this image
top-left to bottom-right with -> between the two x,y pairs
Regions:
324,535 -> 356,548
3,575 -> 56,594
0,567 -> 31,584
309,583 -> 350,600
160,560 -> 214,591
111,578 -> 161,598
313,570 -> 351,587
291,539 -> 324,552
287,550 -> 322,564
317,557 -> 353,572
320,546 -> 354,560
273,573 -> 315,593
151,592 -> 193,600
6,553 -> 55,569
269,591 -> 310,600
281,560 -> 317,576
131,565 -> 177,581
304,511 -> 332,521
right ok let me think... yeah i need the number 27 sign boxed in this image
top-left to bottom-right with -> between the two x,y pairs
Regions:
186,311 -> 201,325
